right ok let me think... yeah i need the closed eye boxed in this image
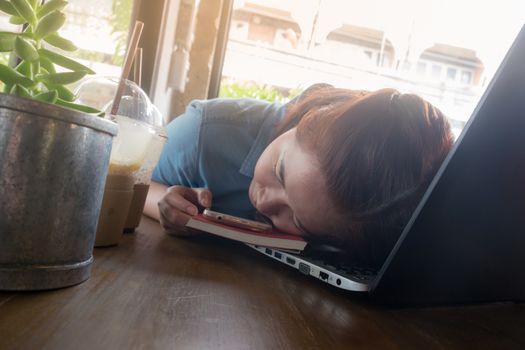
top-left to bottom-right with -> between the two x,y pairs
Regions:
274,151 -> 286,187
273,157 -> 283,185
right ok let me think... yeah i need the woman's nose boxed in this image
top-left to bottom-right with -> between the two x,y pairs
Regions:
266,206 -> 301,235
256,186 -> 287,216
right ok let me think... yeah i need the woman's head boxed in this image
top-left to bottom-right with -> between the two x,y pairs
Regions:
249,127 -> 342,236
250,86 -> 454,268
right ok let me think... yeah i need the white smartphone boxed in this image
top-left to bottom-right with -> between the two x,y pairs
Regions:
202,209 -> 272,232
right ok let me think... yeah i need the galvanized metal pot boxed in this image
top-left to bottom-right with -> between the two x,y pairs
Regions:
0,94 -> 118,290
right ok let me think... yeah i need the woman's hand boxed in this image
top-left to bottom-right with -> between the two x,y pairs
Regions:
157,185 -> 212,235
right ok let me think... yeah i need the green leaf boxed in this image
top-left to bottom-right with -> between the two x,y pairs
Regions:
35,71 -> 86,85
19,31 -> 35,40
11,0 -> 37,26
15,60 -> 32,78
50,84 -> 75,101
28,0 -> 39,10
0,32 -> 16,52
56,98 -> 101,114
43,33 -> 77,51
34,10 -> 65,39
34,90 -> 58,103
0,63 -> 34,87
31,59 -> 39,75
0,0 -> 20,16
3,83 -> 12,93
10,84 -> 32,98
39,55 -> 56,74
7,51 -> 17,67
37,0 -> 67,18
14,36 -> 38,61
38,48 -> 95,74
9,15 -> 26,25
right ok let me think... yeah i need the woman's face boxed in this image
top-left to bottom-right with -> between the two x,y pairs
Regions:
249,128 -> 339,236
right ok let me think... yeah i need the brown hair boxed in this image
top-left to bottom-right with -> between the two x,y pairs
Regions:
280,86 -> 454,268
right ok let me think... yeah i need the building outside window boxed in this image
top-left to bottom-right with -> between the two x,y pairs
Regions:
219,0 -> 525,138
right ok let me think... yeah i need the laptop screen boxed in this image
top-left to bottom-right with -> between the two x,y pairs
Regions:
370,25 -> 525,304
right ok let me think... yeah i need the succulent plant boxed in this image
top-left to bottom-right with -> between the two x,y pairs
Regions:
0,0 -> 99,113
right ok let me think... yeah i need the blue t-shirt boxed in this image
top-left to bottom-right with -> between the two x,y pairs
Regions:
152,98 -> 287,219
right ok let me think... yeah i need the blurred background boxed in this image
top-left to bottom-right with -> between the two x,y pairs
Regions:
2,0 -> 523,138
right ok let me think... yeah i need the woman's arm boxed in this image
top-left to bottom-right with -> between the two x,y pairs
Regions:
143,181 -> 168,221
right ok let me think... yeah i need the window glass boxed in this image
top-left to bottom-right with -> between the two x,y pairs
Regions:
446,67 -> 457,82
431,64 -> 442,79
416,61 -> 427,76
219,0 -> 525,138
461,70 -> 472,85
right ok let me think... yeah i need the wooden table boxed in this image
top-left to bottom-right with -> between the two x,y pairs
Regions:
1,216 -> 524,350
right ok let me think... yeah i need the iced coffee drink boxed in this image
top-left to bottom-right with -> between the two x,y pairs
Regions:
94,115 -> 155,247
123,129 -> 166,232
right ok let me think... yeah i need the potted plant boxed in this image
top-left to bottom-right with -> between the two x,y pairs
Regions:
0,0 -> 118,290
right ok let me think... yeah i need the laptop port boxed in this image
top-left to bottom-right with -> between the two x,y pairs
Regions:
286,257 -> 296,265
298,263 -> 310,275
265,248 -> 272,255
274,251 -> 282,259
319,271 -> 329,281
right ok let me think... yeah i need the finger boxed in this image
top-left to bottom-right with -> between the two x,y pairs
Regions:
158,200 -> 191,230
194,188 -> 213,208
164,186 -> 212,213
162,216 -> 194,237
164,186 -> 200,215
158,200 -> 205,237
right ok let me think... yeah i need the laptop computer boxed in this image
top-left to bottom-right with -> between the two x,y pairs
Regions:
248,24 -> 525,305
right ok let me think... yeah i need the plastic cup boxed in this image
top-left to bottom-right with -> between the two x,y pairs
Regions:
95,174 -> 134,247
94,115 -> 157,246
123,183 -> 151,232
108,115 -> 155,173
76,78 -> 165,242
124,129 -> 167,232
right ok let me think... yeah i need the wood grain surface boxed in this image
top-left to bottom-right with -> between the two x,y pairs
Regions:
0,216 -> 524,350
